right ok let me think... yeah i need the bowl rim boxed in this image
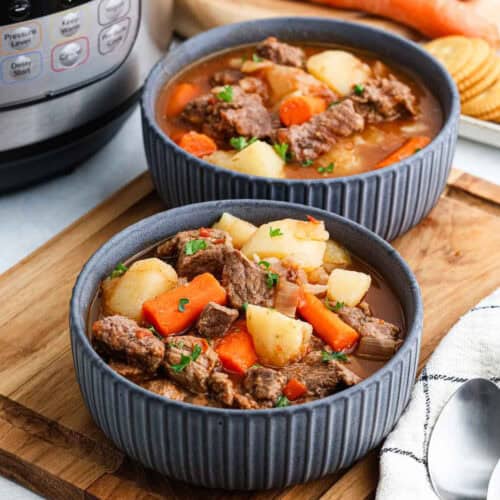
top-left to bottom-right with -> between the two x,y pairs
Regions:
141,16 -> 460,185
70,199 -> 423,416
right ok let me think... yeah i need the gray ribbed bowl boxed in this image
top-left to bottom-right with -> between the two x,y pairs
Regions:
141,17 -> 460,241
70,200 -> 423,490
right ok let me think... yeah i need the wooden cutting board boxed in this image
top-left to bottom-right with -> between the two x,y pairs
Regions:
0,169 -> 499,499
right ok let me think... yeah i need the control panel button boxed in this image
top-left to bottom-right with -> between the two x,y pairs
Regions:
98,0 -> 130,25
59,11 -> 82,38
51,37 -> 89,71
2,23 -> 41,52
98,18 -> 130,55
2,51 -> 42,82
8,0 -> 31,22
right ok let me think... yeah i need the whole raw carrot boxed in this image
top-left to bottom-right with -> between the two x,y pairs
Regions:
298,291 -> 360,351
310,0 -> 499,46
279,95 -> 327,126
374,136 -> 430,169
166,82 -> 202,117
215,323 -> 257,375
283,378 -> 308,400
178,131 -> 217,157
143,273 -> 227,336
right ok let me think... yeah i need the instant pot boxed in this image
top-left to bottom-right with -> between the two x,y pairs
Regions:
0,0 -> 173,191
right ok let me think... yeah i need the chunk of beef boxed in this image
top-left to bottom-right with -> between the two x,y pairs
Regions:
210,69 -> 244,86
197,302 -> 239,338
238,76 -> 269,102
222,249 -> 275,309
242,366 -> 286,402
275,99 -> 365,162
181,86 -> 273,142
92,315 -> 165,373
163,336 -> 219,394
256,36 -> 305,68
140,379 -> 187,401
108,360 -> 155,383
337,305 -> 400,340
285,351 -> 361,398
209,372 -> 262,409
351,76 -> 417,123
157,228 -> 232,280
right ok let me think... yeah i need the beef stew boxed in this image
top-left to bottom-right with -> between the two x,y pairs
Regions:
89,214 -> 405,409
156,37 -> 442,179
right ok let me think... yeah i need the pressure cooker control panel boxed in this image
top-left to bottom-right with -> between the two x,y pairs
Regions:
0,0 -> 140,108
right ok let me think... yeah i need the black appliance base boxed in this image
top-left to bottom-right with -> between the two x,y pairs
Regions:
0,92 -> 139,193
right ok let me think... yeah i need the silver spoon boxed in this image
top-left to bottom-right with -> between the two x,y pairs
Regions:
428,378 -> 500,500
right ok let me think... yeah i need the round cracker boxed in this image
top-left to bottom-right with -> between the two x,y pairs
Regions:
462,79 -> 500,116
460,58 -> 500,102
425,36 -> 474,77
453,38 -> 491,84
459,53 -> 496,92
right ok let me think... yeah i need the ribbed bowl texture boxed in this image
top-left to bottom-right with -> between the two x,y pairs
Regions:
70,200 -> 423,490
141,17 -> 460,240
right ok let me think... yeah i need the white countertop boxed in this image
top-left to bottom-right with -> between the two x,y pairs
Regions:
0,107 -> 499,498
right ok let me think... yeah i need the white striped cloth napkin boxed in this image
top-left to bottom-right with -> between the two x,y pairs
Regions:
377,288 -> 500,499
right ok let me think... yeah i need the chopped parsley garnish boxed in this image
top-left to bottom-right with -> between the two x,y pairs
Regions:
252,53 -> 264,62
353,84 -> 365,95
217,85 -> 233,102
258,260 -> 271,269
184,239 -> 207,255
273,142 -> 290,162
266,271 -> 280,289
269,226 -> 283,238
148,325 -> 161,338
325,299 -> 344,312
110,262 -> 128,279
230,136 -> 257,151
414,148 -> 422,153
328,100 -> 341,108
171,344 -> 202,373
242,302 -> 249,312
276,395 -> 290,407
317,163 -> 335,175
252,363 -> 261,368
178,298 -> 189,312
302,159 -> 314,167
322,350 -> 349,363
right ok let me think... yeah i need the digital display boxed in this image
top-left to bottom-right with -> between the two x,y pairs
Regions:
1,0 -> 94,26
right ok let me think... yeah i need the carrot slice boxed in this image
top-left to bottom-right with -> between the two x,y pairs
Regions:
283,378 -> 308,401
279,95 -> 327,126
215,325 -> 257,375
178,131 -> 217,158
142,273 -> 227,336
166,82 -> 202,117
310,0 -> 499,46
297,291 -> 360,351
374,136 -> 431,169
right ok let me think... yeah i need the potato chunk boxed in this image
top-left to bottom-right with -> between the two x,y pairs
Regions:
241,218 -> 328,271
102,258 -> 178,321
323,239 -> 352,272
246,305 -> 312,367
307,50 -> 372,96
212,212 -> 257,248
327,269 -> 371,307
203,150 -> 236,170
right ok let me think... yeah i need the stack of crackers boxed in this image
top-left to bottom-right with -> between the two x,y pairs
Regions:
425,36 -> 500,123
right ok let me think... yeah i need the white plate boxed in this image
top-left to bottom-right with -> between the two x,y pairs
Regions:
459,114 -> 500,148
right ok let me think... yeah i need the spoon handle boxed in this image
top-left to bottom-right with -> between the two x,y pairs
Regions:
487,459 -> 500,500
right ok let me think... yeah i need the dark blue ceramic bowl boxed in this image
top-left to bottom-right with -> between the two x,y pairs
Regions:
70,200 -> 423,490
141,17 -> 460,241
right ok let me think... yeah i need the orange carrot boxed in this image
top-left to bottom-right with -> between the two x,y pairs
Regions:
279,95 -> 327,126
298,291 -> 360,351
310,0 -> 499,46
166,82 -> 202,117
283,378 -> 308,401
215,325 -> 257,375
374,136 -> 430,169
178,131 -> 217,158
143,273 -> 227,336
